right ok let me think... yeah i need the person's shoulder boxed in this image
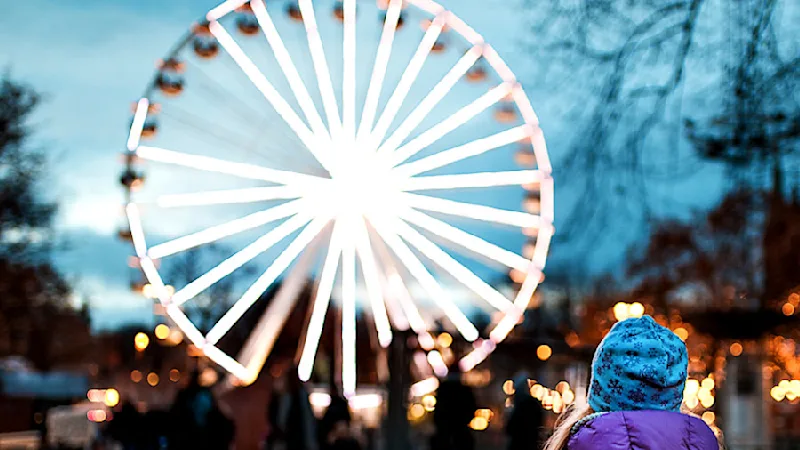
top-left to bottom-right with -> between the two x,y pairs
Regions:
569,410 -> 717,450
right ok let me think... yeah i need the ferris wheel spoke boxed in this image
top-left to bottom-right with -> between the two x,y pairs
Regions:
208,22 -> 332,172
236,237 -> 320,384
157,186 -> 306,208
250,0 -> 330,141
402,170 -> 545,191
391,218 -> 515,312
367,15 -> 446,149
356,0 -> 403,142
298,221 -> 346,381
206,0 -> 248,21
342,0 -> 357,139
147,199 -> 307,260
393,125 -> 534,178
389,82 -> 514,167
370,217 -> 479,342
402,192 -> 543,229
341,224 -> 357,397
206,214 -> 332,345
298,0 -> 343,140
127,98 -> 150,151
136,146 -> 325,186
354,219 -> 393,348
368,224 -> 431,336
377,46 -> 482,155
169,212 -> 314,308
399,208 -> 529,272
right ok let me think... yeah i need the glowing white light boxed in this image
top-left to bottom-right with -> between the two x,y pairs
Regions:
357,0 -> 403,140
157,186 -> 305,208
298,223 -> 345,381
378,46 -> 482,155
298,0 -> 342,139
391,219 -> 515,312
342,0 -> 357,139
342,226 -> 357,397
137,146 -> 324,185
206,214 -> 331,345
367,15 -> 445,148
399,208 -> 529,272
206,0 -> 247,20
127,0 -> 555,388
389,82 -> 514,166
403,170 -> 544,191
394,125 -> 533,178
170,212 -> 313,308
354,220 -> 393,348
236,243 -> 319,384
427,350 -> 448,377
127,98 -> 149,151
370,217 -> 478,341
250,0 -> 330,140
209,22 -> 331,170
148,199 -> 307,260
411,377 -> 440,397
403,193 -> 542,229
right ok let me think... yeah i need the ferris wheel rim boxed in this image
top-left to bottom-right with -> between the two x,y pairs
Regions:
124,0 -> 555,387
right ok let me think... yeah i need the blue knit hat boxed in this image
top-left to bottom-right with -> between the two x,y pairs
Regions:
588,315 -> 688,412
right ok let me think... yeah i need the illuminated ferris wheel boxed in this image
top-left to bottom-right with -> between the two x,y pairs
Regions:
121,0 -> 554,395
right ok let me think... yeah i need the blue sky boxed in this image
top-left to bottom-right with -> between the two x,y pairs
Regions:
0,0 -> 732,330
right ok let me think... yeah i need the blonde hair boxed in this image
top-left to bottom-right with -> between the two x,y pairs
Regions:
543,401 -> 725,450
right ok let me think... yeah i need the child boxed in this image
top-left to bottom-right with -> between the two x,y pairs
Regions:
544,315 -> 723,450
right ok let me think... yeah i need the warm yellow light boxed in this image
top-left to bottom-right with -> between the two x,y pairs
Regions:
87,389 -> 104,403
790,293 -> 800,305
537,345 -> 552,361
552,391 -> 564,413
142,283 -> 156,299
698,388 -> 714,408
783,303 -> 795,316
199,367 -> 219,387
771,386 -> 787,401
613,302 -> 629,322
555,381 -> 570,393
685,396 -> 699,409
422,395 -> 437,412
147,373 -> 159,386
437,333 -> 453,348
790,380 -> 800,395
134,332 -> 150,351
469,416 -> 489,431
674,327 -> 689,341
701,411 -> 715,425
701,377 -> 715,390
408,404 -> 426,421
503,379 -> 515,395
104,389 -> 120,407
530,384 -> 544,400
131,370 -> 143,383
787,390 -> 798,401
475,409 -> 493,420
730,342 -> 743,356
154,324 -> 170,340
562,389 -> 575,405
169,369 -> 181,382
628,302 -> 645,318
684,379 -> 700,397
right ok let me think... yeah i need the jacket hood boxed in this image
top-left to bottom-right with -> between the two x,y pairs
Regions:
568,410 -> 718,450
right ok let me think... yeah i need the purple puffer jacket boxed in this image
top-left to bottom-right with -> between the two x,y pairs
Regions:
568,410 -> 718,450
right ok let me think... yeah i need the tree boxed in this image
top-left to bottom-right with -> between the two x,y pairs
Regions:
0,74 -> 79,370
522,0 -> 798,249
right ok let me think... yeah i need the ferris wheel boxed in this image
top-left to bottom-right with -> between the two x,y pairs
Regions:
121,0 -> 554,395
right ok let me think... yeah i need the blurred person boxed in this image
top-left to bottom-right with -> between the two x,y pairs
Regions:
169,372 -> 234,449
543,316 -> 724,450
505,374 -> 544,450
325,421 -> 363,450
318,391 -> 351,450
266,366 -> 317,450
106,401 -> 143,450
430,365 -> 476,450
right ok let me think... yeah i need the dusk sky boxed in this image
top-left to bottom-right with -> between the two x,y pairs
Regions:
0,0 -> 735,330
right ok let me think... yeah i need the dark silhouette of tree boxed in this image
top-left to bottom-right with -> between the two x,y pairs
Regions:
0,74 -> 80,370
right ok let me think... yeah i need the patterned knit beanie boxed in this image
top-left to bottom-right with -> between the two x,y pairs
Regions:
588,315 -> 688,412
